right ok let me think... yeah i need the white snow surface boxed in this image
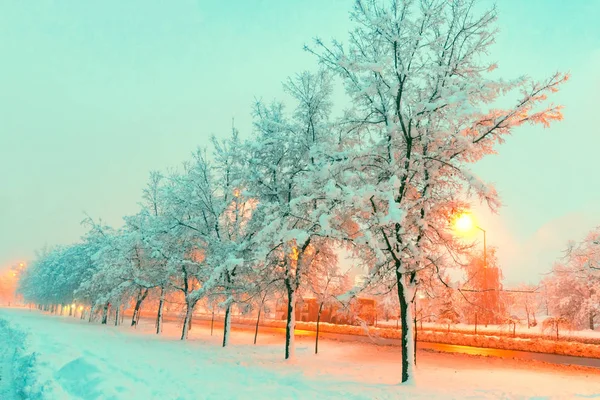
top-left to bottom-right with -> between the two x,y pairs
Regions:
1,307 -> 600,400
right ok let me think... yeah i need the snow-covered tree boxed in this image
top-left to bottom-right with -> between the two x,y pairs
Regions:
246,71 -> 349,359
307,0 -> 567,382
547,228 -> 600,330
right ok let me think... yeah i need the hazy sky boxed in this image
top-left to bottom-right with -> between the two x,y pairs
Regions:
1,0 -> 599,285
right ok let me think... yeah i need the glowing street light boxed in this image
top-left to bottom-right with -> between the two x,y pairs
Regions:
454,213 -> 475,233
453,213 -> 486,268
453,212 -> 496,326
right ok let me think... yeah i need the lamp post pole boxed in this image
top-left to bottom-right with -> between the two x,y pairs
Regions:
475,226 -> 488,325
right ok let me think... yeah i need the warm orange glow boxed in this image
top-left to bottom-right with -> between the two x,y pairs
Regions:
79,306 -> 83,311
290,246 -> 299,261
454,213 -> 475,233
233,188 -> 241,198
71,303 -> 76,308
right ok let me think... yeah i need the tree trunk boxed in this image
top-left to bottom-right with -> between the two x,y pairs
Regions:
181,300 -> 194,340
115,306 -> 120,326
210,307 -> 215,336
590,312 -> 595,331
284,279 -> 296,360
315,302 -> 324,354
101,303 -> 110,325
223,303 -> 232,347
131,288 -> 149,326
253,308 -> 262,345
88,307 -> 94,322
396,268 -> 415,384
156,286 -> 165,335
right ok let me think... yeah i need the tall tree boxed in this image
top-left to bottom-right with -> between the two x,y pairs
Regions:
308,0 -> 567,383
248,71 -> 347,359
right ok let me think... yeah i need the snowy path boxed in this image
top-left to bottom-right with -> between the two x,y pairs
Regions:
2,308 -> 600,400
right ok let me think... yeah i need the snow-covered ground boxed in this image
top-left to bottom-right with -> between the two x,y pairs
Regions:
181,313 -> 600,358
1,307 -> 600,400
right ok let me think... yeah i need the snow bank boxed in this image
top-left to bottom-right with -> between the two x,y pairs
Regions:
0,317 -> 54,399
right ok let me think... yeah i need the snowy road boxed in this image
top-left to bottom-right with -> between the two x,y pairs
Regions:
2,308 -> 600,400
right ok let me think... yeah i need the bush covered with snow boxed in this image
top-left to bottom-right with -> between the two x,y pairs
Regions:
0,318 -> 53,399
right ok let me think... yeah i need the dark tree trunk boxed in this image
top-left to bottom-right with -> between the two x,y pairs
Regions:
284,279 -> 296,360
254,293 -> 267,345
101,303 -> 110,325
396,266 -> 414,384
88,307 -> 94,322
180,300 -> 195,340
222,303 -> 232,347
210,307 -> 215,336
131,289 -> 149,326
254,305 -> 262,345
590,312 -> 595,331
115,306 -> 120,326
315,302 -> 324,354
156,286 -> 165,335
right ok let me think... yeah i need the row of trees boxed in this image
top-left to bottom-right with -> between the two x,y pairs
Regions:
16,0 -> 566,384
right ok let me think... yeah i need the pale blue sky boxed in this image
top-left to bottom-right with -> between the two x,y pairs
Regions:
1,0 -> 599,285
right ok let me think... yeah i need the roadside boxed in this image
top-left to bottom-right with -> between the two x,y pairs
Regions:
131,310 -> 600,360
